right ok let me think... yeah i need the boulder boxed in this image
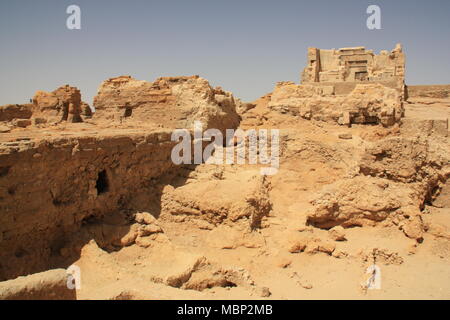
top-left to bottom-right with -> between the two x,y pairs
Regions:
328,226 -> 346,241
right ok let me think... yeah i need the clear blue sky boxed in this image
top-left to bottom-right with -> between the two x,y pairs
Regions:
1,0 -> 449,105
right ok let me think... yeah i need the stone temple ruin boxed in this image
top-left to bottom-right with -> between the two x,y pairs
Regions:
301,43 -> 405,96
269,44 -> 406,127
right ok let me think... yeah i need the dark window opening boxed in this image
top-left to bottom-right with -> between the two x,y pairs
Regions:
96,170 -> 109,194
124,107 -> 132,117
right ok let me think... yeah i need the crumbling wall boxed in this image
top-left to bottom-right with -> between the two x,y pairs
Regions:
93,75 -> 240,133
269,44 -> 407,126
1,86 -> 89,132
301,44 -> 405,97
0,131 -> 178,281
302,44 -> 404,84
406,85 -> 450,99
0,104 -> 33,132
0,104 -> 33,122
32,85 -> 83,124
268,81 -> 403,126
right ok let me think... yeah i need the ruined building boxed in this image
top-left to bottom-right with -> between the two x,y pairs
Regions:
0,43 -> 449,299
267,44 -> 406,126
301,44 -> 405,96
33,85 -> 84,124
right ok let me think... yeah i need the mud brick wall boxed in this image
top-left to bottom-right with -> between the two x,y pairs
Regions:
0,130 -> 178,281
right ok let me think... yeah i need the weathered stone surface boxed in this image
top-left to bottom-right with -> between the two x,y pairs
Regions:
1,42 -> 450,300
401,118 -> 449,138
0,125 -> 11,133
269,82 -> 403,126
338,133 -> 352,140
406,84 -> 450,99
301,44 -> 405,95
307,176 -> 418,228
93,75 -> 240,133
0,269 -> 76,300
13,119 -> 32,128
32,85 -> 83,123
0,104 -> 33,122
328,226 -> 346,241
288,236 -> 335,255
432,119 -> 449,137
268,44 -> 407,127
160,172 -> 272,228
81,102 -> 93,118
402,216 -> 424,242
359,137 -> 438,183
307,130 -> 450,228
0,131 -> 179,281
135,212 -> 157,225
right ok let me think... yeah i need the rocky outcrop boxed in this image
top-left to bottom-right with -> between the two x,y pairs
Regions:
93,75 -> 240,132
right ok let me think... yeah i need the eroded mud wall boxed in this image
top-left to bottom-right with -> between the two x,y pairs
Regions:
0,130 -> 178,281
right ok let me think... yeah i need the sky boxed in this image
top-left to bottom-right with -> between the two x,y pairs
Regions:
0,0 -> 449,106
